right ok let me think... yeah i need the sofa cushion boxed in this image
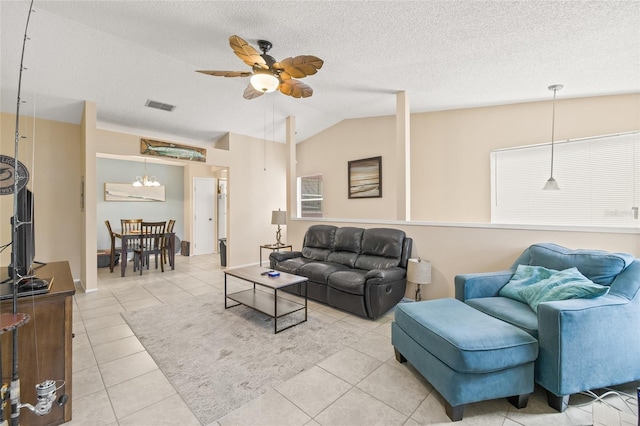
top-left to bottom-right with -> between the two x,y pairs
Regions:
275,257 -> 313,275
394,299 -> 538,374
527,243 -> 634,285
499,265 -> 558,303
519,267 -> 610,313
299,261 -> 349,284
302,225 -> 337,261
328,270 -> 367,295
355,228 -> 405,270
327,227 -> 364,267
466,297 -> 539,338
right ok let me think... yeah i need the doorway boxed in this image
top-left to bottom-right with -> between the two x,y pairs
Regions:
193,177 -> 216,255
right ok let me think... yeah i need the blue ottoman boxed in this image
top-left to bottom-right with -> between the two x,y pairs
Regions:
392,298 -> 538,421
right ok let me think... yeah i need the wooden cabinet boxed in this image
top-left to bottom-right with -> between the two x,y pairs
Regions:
1,261 -> 75,425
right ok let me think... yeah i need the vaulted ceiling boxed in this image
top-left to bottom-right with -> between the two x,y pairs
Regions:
1,1 -> 638,146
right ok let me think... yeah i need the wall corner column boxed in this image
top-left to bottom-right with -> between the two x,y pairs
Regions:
286,116 -> 296,221
396,91 -> 410,221
81,101 -> 98,292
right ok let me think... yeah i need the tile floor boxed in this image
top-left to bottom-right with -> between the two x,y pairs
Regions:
68,254 -> 638,426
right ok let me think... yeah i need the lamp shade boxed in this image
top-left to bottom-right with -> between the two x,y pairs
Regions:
543,177 -> 560,191
250,73 -> 279,93
407,258 -> 431,284
271,210 -> 287,225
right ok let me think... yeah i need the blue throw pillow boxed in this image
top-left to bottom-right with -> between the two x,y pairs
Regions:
519,267 -> 610,313
499,265 -> 558,303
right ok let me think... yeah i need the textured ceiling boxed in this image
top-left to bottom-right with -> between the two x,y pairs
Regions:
1,1 -> 638,146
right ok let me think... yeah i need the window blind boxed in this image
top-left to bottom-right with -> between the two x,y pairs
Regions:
491,132 -> 640,227
298,175 -> 323,218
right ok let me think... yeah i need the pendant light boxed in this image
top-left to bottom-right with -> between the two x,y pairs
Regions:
132,159 -> 160,187
543,84 -> 563,191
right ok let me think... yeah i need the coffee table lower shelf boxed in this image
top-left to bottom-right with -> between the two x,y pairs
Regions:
226,288 -> 307,333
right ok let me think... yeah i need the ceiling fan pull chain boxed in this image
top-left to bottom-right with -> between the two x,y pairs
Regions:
264,94 -> 267,171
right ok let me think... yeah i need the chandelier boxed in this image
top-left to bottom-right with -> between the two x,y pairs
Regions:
132,159 -> 160,187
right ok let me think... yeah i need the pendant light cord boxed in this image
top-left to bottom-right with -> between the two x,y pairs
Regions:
550,88 -> 557,179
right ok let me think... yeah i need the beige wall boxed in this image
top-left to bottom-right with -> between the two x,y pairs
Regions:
0,112 -> 83,277
297,116 -> 397,219
2,103 -> 289,284
287,219 -> 639,300
226,133 -> 287,266
292,93 -> 639,300
411,93 -> 640,222
2,93 -> 638,288
93,124 -> 287,268
298,93 -> 640,223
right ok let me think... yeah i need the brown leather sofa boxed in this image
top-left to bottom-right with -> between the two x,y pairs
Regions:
269,225 -> 412,319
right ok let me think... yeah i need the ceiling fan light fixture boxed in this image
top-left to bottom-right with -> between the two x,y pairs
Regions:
250,72 -> 279,93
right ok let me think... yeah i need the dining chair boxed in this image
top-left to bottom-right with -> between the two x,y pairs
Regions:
162,219 -> 176,266
133,221 -> 167,274
121,218 -> 143,234
104,220 -> 120,273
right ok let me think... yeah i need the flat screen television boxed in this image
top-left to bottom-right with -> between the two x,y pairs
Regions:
9,187 -> 34,278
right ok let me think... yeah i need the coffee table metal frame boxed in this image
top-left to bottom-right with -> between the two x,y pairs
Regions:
224,266 -> 308,334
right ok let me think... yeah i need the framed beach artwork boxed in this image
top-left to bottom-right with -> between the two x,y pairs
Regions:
140,138 -> 206,162
104,183 -> 165,202
348,156 -> 382,199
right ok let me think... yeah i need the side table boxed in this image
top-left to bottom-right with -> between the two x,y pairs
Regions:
260,243 -> 293,267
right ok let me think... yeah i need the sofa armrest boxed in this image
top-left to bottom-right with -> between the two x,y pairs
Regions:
454,270 -> 513,301
270,251 -> 303,263
536,295 -> 638,396
364,267 -> 407,319
364,267 -> 406,284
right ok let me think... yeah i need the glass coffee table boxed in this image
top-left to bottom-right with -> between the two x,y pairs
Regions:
224,266 -> 308,333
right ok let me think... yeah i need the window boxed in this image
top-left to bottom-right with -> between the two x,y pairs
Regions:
298,174 -> 323,218
491,132 -> 640,227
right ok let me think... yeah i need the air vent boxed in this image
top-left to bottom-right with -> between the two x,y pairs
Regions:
145,99 -> 176,112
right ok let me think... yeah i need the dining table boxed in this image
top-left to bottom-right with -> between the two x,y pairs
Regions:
112,230 -> 176,277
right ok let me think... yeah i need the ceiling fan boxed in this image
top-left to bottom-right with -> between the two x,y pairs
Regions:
197,35 -> 324,100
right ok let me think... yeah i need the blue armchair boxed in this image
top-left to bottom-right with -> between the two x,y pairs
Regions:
455,243 -> 640,411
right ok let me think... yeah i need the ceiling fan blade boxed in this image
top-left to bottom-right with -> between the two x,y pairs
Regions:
196,70 -> 252,77
229,35 -> 268,69
280,79 -> 313,98
243,83 -> 265,100
274,55 -> 324,79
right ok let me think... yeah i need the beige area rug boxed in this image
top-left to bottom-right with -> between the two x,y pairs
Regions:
122,293 -> 360,424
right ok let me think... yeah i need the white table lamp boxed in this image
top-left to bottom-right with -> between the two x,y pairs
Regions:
271,209 -> 287,246
407,258 -> 432,301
